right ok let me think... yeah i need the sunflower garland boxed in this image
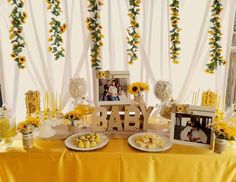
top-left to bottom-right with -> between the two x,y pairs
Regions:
205,0 -> 226,73
86,0 -> 104,70
46,0 -> 67,60
169,0 -> 181,64
8,0 -> 27,69
127,0 -> 141,64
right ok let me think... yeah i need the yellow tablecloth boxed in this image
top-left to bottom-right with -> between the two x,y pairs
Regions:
0,139 -> 236,182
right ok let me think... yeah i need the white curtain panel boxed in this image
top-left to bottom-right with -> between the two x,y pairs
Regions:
0,0 -> 235,120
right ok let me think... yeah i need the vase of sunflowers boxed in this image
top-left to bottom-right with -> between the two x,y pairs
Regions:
128,82 -> 149,106
210,121 -> 236,154
17,117 -> 40,149
65,110 -> 82,134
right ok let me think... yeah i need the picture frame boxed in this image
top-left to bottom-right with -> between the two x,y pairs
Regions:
94,71 -> 131,106
170,105 -> 215,148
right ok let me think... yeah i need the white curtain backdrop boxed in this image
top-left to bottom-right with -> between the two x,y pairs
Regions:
0,0 -> 235,121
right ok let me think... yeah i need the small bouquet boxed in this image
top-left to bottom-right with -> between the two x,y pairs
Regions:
128,82 -> 149,96
64,110 -> 83,126
64,110 -> 82,121
17,117 -> 40,135
210,121 -> 236,140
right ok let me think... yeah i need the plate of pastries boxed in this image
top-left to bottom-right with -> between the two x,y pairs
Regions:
128,132 -> 172,152
65,132 -> 109,151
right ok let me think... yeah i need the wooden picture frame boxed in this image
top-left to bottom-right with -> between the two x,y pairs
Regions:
94,71 -> 131,106
170,105 -> 215,148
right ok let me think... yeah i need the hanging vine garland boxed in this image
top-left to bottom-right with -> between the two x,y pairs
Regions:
169,0 -> 181,64
205,0 -> 226,73
8,0 -> 27,69
86,0 -> 104,70
46,0 -> 67,60
127,0 -> 141,64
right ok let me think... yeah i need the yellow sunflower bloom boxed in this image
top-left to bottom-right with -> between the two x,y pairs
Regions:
128,83 -> 140,95
18,56 -> 26,64
48,46 -> 52,52
9,33 -> 14,40
48,36 -> 53,42
172,60 -> 180,64
22,12 -> 27,18
10,53 -> 16,58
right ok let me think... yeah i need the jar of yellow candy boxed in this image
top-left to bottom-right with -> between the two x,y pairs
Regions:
0,106 -> 17,146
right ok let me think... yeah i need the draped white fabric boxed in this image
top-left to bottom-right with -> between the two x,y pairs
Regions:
0,0 -> 235,120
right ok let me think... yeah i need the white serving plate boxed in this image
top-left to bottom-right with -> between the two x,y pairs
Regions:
128,132 -> 172,152
65,132 -> 109,151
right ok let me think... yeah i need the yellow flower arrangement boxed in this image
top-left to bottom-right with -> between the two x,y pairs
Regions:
210,121 -> 236,140
8,0 -> 27,69
170,0 -> 181,64
206,0 -> 226,73
127,0 -> 141,64
86,0 -> 104,70
26,116 -> 40,128
65,110 -> 82,121
46,0 -> 67,60
17,117 -> 40,134
128,82 -> 149,95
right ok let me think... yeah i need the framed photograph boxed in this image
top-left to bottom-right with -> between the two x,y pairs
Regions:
170,106 -> 215,148
94,71 -> 131,106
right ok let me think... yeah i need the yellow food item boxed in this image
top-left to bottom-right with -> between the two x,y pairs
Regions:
73,132 -> 101,148
134,133 -> 164,149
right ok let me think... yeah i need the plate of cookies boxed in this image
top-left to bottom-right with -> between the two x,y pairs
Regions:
128,132 -> 172,152
65,132 -> 109,151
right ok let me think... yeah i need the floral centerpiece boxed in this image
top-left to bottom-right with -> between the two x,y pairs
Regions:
128,82 -> 149,105
17,116 -> 40,135
65,110 -> 82,123
210,121 -> 236,153
17,117 -> 40,149
64,110 -> 82,133
65,105 -> 94,133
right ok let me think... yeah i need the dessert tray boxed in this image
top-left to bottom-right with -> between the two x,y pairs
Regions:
65,132 -> 109,151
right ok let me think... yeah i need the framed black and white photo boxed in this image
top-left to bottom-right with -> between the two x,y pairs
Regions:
94,71 -> 131,106
170,106 -> 215,148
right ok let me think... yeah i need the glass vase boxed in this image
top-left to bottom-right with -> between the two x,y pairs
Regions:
22,133 -> 34,149
214,137 -> 227,154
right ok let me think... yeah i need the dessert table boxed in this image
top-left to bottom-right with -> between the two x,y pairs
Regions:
0,138 -> 236,182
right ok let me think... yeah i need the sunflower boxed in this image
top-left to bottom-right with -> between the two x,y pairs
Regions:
48,46 -> 52,52
128,83 -> 140,95
99,71 -> 107,78
22,11 -> 27,18
131,20 -> 138,27
61,24 -> 68,32
18,56 -> 26,64
86,17 -> 90,24
9,33 -> 14,40
139,82 -> 149,91
47,4 -> 52,9
10,53 -> 16,58
48,36 -> 53,42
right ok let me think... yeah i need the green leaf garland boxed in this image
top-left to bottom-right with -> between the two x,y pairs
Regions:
8,0 -> 27,69
206,0 -> 226,74
169,0 -> 181,64
86,0 -> 104,70
46,0 -> 67,60
127,0 -> 141,65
